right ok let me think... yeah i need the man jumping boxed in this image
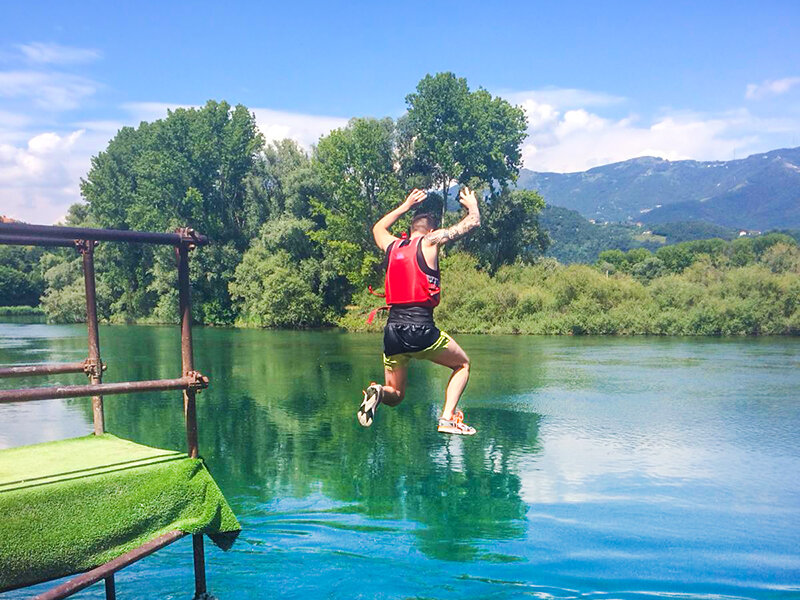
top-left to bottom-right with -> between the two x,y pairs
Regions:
357,187 -> 481,435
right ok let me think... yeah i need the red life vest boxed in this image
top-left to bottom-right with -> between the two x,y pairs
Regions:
367,235 -> 440,323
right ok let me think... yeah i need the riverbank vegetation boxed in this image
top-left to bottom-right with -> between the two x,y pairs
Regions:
0,305 -> 44,316
2,72 -> 798,335
343,235 -> 800,335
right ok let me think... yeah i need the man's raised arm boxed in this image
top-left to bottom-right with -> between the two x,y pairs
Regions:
372,188 -> 427,251
424,187 -> 481,245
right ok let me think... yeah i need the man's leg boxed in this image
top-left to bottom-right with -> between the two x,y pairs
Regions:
358,359 -> 408,427
382,365 -> 407,407
429,337 -> 471,420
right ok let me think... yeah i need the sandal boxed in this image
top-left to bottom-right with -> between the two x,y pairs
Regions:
437,409 -> 476,435
358,382 -> 382,427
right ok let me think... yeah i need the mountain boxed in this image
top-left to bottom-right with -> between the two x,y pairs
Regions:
517,147 -> 800,230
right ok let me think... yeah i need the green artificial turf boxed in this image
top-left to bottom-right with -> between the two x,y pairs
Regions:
0,434 -> 240,591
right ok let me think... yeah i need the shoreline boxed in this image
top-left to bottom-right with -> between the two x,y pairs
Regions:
3,313 -> 798,337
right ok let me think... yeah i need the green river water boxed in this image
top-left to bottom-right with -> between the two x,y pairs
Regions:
1,322 -> 799,599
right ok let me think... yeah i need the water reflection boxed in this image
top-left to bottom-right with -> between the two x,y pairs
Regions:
0,325 -> 541,562
2,323 -> 799,599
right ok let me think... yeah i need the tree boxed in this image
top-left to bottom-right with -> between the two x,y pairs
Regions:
311,118 -> 402,288
80,100 -> 263,324
461,189 -> 548,273
656,245 -> 695,273
401,72 -> 527,222
597,249 -> 627,272
0,266 -> 38,306
230,216 -> 348,327
242,139 -> 317,237
0,246 -> 45,306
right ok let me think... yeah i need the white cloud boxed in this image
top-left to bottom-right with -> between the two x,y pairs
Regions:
0,128 -> 97,223
0,109 -> 30,129
0,70 -> 98,110
251,107 -> 348,149
504,88 -> 798,172
16,42 -> 101,65
502,87 -> 626,109
745,76 -> 800,100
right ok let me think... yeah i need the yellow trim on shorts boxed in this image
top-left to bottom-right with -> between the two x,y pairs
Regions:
383,331 -> 452,370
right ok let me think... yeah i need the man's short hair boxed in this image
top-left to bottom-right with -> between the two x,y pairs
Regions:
411,212 -> 438,233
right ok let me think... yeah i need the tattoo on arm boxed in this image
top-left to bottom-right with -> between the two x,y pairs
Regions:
424,207 -> 481,245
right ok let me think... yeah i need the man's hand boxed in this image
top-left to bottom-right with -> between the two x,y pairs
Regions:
402,188 -> 427,211
424,186 -> 481,246
459,186 -> 478,211
373,188 -> 428,251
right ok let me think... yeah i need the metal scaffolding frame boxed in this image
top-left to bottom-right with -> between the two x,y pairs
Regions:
0,221 -> 212,600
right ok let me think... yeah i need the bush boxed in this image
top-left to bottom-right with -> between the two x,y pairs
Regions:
231,250 -> 326,328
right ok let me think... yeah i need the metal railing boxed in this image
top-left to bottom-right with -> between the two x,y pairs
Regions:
0,221 -> 211,600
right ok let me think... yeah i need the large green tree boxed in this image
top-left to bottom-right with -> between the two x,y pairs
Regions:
401,72 -> 527,222
80,100 -> 263,324
242,139 -> 318,237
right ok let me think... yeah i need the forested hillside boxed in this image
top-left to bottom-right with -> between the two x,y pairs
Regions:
518,147 -> 800,229
540,206 -> 740,264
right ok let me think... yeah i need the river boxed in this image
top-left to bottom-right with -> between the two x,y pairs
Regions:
1,322 -> 799,599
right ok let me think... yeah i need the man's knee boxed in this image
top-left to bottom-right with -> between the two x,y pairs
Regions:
457,354 -> 470,371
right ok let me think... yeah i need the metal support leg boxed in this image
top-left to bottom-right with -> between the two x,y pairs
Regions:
104,575 -> 116,600
192,534 -> 207,598
176,241 -> 199,458
177,237 -> 207,598
79,239 -> 105,435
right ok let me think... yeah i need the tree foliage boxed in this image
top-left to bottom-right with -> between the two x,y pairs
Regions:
402,72 -> 527,220
310,118 -> 402,288
343,239 -> 800,336
0,246 -> 45,306
80,100 -> 263,323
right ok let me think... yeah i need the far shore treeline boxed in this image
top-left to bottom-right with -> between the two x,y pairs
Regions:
1,72 -> 798,335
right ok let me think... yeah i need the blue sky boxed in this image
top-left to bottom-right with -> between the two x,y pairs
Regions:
1,0 -> 799,223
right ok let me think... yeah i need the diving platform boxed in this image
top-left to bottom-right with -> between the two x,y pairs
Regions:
0,222 -> 238,599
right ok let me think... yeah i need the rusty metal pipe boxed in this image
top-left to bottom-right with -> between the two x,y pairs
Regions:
0,222 -> 207,246
104,575 -> 116,600
0,235 -> 76,248
0,361 -> 87,378
80,240 -> 105,435
176,243 -> 200,459
0,374 -> 207,404
32,531 -> 185,600
176,242 -> 206,595
192,534 -> 207,596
